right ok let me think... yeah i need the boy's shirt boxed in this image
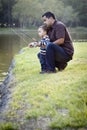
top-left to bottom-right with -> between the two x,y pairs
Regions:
39,35 -> 50,55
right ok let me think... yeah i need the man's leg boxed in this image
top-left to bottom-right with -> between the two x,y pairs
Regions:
46,43 -> 70,71
55,61 -> 67,71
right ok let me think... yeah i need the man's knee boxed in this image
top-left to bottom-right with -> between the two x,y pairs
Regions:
47,43 -> 55,49
47,43 -> 59,51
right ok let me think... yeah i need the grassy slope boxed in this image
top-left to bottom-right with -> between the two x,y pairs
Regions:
0,42 -> 87,129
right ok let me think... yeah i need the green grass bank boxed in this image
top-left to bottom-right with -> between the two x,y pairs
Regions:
0,42 -> 87,130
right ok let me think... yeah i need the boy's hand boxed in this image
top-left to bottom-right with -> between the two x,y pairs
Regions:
41,44 -> 46,48
28,42 -> 34,48
28,42 -> 37,48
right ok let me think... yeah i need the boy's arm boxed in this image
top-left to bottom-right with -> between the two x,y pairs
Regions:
28,42 -> 40,48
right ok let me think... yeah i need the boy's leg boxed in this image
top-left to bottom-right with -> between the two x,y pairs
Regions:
37,53 -> 47,72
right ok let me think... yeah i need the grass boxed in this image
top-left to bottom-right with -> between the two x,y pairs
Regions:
0,122 -> 18,130
0,42 -> 87,129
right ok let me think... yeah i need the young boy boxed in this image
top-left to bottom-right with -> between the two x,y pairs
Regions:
29,25 -> 50,74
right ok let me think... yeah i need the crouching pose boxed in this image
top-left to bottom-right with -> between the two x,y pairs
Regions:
41,12 -> 74,72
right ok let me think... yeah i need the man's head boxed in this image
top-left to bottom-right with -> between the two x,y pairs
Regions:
42,12 -> 56,27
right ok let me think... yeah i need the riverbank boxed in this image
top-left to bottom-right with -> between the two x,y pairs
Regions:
0,42 -> 87,130
0,59 -> 15,117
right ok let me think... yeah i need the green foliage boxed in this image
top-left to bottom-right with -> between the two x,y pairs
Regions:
0,122 -> 18,130
62,6 -> 79,26
61,0 -> 87,26
0,0 -> 87,27
12,0 -> 78,27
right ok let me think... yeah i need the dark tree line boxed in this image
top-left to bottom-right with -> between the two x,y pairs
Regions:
0,0 -> 17,27
0,0 -> 87,27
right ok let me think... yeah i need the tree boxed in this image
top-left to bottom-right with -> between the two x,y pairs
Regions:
12,0 -> 65,27
61,6 -> 79,27
61,0 -> 87,26
12,0 -> 42,27
12,0 -> 80,27
0,0 -> 16,27
0,0 -> 86,27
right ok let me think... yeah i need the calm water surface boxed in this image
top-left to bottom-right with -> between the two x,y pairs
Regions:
0,34 -> 30,83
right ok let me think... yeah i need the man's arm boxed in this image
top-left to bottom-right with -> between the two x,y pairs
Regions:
53,38 -> 64,45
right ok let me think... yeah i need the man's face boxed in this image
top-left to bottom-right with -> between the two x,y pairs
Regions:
42,16 -> 52,27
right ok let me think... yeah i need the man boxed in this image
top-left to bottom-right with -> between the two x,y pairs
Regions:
42,12 -> 74,73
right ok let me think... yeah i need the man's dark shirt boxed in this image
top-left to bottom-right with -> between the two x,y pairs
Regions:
48,20 -> 74,59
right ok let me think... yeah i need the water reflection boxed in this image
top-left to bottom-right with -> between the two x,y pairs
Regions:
0,34 -> 23,82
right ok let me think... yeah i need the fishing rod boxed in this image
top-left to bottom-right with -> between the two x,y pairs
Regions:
11,28 -> 28,44
11,28 -> 37,43
20,31 -> 37,42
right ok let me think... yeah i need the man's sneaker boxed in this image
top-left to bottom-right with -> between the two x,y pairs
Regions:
58,63 -> 67,71
46,70 -> 56,73
40,70 -> 56,74
39,70 -> 47,74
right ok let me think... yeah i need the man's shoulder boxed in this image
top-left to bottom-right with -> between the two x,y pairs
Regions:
56,21 -> 65,27
52,20 -> 65,29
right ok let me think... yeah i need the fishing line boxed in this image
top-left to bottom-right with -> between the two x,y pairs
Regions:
11,28 -> 37,44
11,28 -> 29,44
20,31 -> 37,41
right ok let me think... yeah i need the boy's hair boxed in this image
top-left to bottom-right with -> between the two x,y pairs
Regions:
39,25 -> 48,32
42,11 -> 55,20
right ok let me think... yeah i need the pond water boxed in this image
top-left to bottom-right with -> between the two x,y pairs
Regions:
0,35 -> 21,82
0,30 -> 87,83
0,31 -> 38,83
